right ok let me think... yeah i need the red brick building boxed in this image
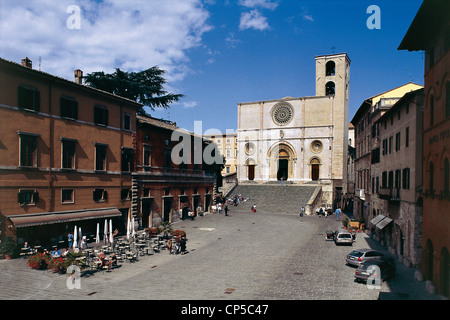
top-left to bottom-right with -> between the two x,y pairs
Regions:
399,0 -> 450,297
133,115 -> 217,228
0,57 -> 141,248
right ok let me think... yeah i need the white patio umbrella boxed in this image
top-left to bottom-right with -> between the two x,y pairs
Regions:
78,227 -> 82,247
96,223 -> 100,246
132,217 -> 136,239
73,225 -> 78,249
126,215 -> 130,240
104,219 -> 108,245
109,219 -> 113,245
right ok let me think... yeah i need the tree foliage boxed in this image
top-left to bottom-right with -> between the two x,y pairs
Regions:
84,67 -> 183,115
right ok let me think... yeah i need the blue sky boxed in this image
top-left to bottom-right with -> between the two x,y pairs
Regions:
0,0 -> 424,133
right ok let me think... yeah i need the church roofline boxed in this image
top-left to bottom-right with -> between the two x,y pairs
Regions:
237,95 -> 326,106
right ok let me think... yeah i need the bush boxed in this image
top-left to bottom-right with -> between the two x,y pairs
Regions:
27,253 -> 51,270
0,236 -> 19,258
48,257 -> 70,274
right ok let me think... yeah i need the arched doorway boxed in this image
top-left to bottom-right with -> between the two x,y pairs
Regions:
277,150 -> 289,180
310,158 -> 321,181
245,158 -> 256,181
267,143 -> 296,181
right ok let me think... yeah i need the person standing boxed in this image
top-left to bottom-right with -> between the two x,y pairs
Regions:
335,207 -> 341,220
300,207 -> 305,217
68,232 -> 73,249
224,205 -> 229,216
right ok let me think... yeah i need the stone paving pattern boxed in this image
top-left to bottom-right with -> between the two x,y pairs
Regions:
0,201 -> 442,301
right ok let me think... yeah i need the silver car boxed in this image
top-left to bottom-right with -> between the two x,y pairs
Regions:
334,229 -> 353,245
346,249 -> 385,267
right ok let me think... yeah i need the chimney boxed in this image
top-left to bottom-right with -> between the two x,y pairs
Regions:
74,69 -> 83,85
21,57 -> 32,69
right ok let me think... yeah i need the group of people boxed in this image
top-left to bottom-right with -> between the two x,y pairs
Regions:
97,252 -> 117,271
215,202 -> 229,216
166,235 -> 188,255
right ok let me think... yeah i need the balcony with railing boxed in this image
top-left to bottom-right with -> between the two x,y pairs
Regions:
377,187 -> 400,202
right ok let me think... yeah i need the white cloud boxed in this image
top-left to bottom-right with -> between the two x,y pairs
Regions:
181,101 -> 198,109
303,15 -> 314,22
238,0 -> 278,10
239,10 -> 270,31
0,0 -> 212,83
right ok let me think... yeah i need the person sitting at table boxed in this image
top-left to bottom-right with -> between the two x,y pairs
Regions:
80,236 -> 88,250
166,238 -> 173,254
62,248 -> 70,257
107,253 -> 117,271
51,247 -> 61,257
97,252 -> 106,269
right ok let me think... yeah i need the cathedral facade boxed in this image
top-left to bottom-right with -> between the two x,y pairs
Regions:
236,53 -> 350,206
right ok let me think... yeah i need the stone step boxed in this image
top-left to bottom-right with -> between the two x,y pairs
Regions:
227,184 -> 317,214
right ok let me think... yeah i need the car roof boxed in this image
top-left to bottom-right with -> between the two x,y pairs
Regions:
351,248 -> 379,253
336,229 -> 352,233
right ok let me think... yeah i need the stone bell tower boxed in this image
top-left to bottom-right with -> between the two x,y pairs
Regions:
315,52 -> 351,199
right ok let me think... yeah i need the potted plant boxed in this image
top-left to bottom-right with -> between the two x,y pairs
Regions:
0,236 -> 19,259
342,217 -> 350,229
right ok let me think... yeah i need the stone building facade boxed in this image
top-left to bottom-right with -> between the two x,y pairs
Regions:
236,53 -> 350,207
374,88 -> 424,268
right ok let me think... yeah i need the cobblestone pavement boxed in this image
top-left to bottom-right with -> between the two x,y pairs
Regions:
0,207 -> 442,301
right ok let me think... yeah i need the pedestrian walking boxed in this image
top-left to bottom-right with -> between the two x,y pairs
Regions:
224,205 -> 229,216
300,207 -> 305,217
180,236 -> 187,255
335,207 -> 341,220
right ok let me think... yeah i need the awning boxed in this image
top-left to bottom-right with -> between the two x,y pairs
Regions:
376,216 -> 393,230
370,214 -> 386,226
7,207 -> 122,228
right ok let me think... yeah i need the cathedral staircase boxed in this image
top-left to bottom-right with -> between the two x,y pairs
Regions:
227,183 -> 318,215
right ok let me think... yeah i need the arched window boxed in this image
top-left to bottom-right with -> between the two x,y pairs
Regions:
325,81 -> 335,96
326,61 -> 335,76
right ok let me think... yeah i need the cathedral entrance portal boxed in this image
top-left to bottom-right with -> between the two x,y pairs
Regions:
268,143 -> 296,181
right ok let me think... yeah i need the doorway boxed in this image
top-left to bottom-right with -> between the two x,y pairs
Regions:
277,159 -> 288,180
163,197 -> 172,222
310,158 -> 320,181
248,165 -> 255,180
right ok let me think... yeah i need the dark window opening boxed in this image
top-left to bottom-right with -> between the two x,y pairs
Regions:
60,97 -> 78,119
18,85 -> 40,112
94,105 -> 108,126
325,81 -> 335,96
326,61 -> 336,76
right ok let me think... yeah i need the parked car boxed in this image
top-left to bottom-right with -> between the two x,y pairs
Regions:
345,248 -> 385,267
354,258 -> 396,283
334,229 -> 353,245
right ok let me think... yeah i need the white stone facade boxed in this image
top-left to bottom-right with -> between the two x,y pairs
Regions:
237,53 -> 350,205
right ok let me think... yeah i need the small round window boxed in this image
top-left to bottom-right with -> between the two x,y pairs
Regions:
310,140 -> 323,153
272,104 -> 294,126
245,142 -> 255,155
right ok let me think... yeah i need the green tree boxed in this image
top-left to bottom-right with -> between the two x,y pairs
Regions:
84,67 -> 183,115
